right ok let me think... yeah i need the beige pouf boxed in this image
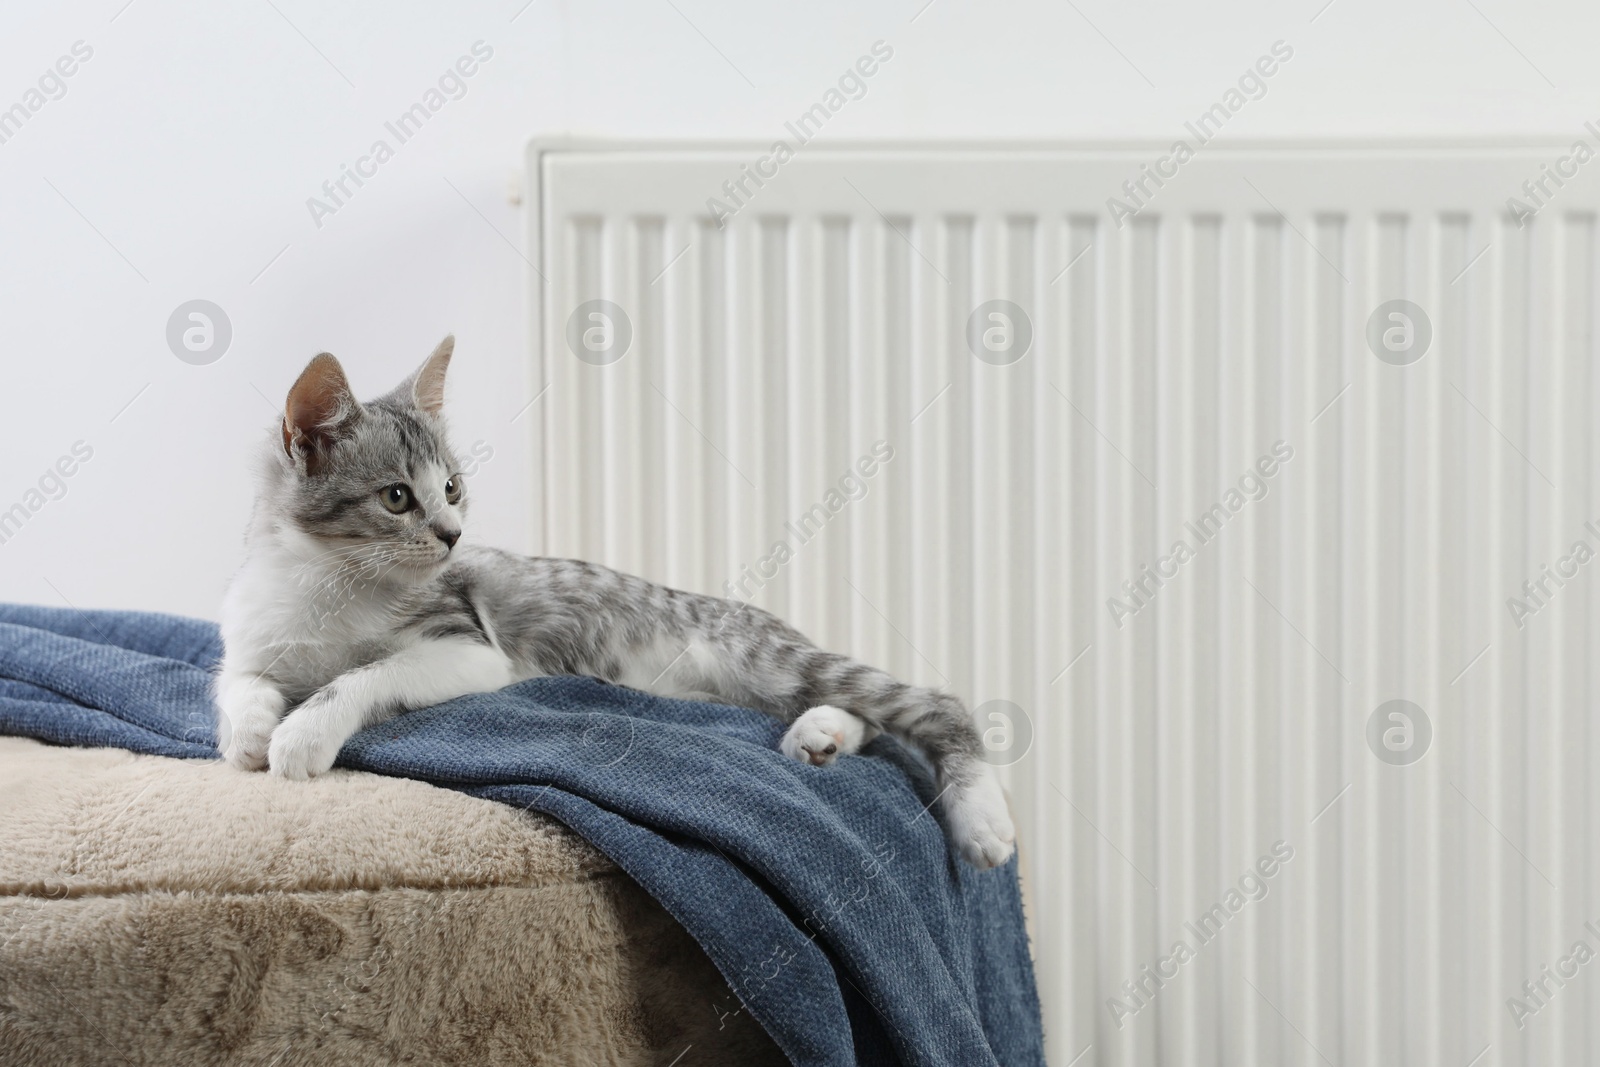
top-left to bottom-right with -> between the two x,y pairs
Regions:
0,737 -> 784,1066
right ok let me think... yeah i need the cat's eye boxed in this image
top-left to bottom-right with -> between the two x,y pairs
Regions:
379,484 -> 412,514
444,476 -> 463,505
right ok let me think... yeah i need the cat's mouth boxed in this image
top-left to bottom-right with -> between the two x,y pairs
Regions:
408,543 -> 458,576
393,545 -> 453,574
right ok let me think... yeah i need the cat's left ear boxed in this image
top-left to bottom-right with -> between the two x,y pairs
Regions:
391,335 -> 453,415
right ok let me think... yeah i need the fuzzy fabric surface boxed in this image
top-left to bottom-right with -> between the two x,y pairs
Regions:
0,735 -> 785,1066
0,604 -> 1046,1066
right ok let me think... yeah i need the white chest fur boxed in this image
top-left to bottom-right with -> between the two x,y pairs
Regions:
220,540 -> 413,699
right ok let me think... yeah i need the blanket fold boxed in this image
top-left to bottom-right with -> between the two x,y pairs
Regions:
0,603 -> 1044,1067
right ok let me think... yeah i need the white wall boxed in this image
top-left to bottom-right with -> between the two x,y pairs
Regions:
1,0 -> 1595,619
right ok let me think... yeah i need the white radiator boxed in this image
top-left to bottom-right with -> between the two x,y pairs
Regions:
525,140 -> 1600,1067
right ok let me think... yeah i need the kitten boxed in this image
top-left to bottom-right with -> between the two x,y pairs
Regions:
216,337 -> 1016,868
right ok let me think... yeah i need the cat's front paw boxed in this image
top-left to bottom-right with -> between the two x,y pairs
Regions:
217,677 -> 286,772
943,770 -> 1017,869
780,705 -> 867,767
267,705 -> 345,780
224,721 -> 275,772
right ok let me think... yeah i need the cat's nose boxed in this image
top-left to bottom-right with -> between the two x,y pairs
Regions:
434,527 -> 461,550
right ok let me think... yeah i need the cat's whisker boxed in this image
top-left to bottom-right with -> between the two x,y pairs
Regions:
297,551 -> 407,614
291,543 -> 411,592
290,540 -> 401,578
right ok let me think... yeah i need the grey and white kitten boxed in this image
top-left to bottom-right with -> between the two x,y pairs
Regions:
217,338 -> 1015,868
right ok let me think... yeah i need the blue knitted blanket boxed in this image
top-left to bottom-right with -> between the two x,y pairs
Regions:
0,603 -> 1044,1066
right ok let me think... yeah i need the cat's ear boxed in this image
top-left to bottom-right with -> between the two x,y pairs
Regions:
387,335 -> 453,415
414,335 -> 453,414
282,353 -> 361,470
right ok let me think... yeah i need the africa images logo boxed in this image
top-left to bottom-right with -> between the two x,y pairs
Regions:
1106,841 -> 1296,1029
1107,441 -> 1294,628
704,41 -> 894,229
0,40 -> 94,148
305,41 -> 494,229
1104,39 -> 1294,228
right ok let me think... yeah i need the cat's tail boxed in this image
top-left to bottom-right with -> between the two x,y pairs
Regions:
788,652 -> 1016,869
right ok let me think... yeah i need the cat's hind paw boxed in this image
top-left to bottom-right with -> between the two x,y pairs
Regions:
943,770 -> 1017,869
780,705 -> 868,767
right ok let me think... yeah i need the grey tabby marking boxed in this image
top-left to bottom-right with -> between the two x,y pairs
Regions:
216,337 -> 1015,868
